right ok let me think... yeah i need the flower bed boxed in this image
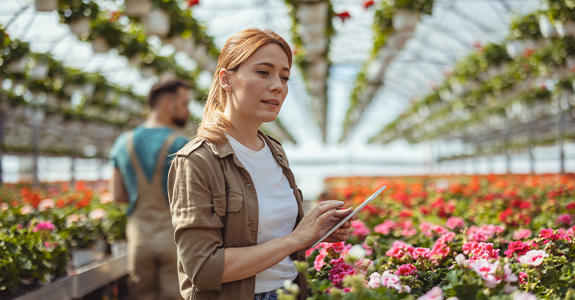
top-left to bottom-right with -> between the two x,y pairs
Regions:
290,174 -> 575,300
0,181 -> 127,297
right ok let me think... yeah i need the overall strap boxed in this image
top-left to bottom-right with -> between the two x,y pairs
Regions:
150,133 -> 179,184
126,131 -> 148,186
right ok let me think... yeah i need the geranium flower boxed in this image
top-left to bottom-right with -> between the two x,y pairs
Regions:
518,272 -> 528,284
1,203 -> 8,211
314,250 -> 326,271
20,204 -> 35,215
89,208 -> 106,220
38,199 -> 55,211
512,229 -> 532,240
33,221 -> 56,232
346,244 -> 366,262
66,214 -> 80,227
350,220 -> 371,238
386,240 -> 413,259
513,292 -> 537,300
455,254 -> 468,267
412,247 -> 431,260
395,264 -> 417,276
417,286 -> 443,300
556,214 -> 573,227
463,242 -> 499,261
100,193 -> 113,204
518,250 -> 548,267
374,220 -> 396,234
504,241 -> 531,257
369,271 -> 411,293
445,217 -> 465,230
328,258 -> 356,288
363,0 -> 374,9
335,11 -> 351,23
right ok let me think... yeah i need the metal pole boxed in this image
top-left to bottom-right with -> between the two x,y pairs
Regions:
559,93 -> 567,175
32,126 -> 39,186
528,109 -> 535,175
69,130 -> 76,187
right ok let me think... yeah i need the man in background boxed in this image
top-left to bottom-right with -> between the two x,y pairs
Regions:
109,79 -> 190,300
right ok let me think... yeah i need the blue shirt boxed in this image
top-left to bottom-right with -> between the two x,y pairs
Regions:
109,126 -> 188,216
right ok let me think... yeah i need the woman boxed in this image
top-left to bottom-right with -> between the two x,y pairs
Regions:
168,28 -> 356,300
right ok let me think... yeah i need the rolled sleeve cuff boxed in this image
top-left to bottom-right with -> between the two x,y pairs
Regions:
195,247 -> 225,291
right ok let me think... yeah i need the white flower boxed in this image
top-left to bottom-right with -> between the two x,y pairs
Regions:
88,208 -> 106,220
513,292 -> 537,300
99,193 -> 113,204
417,286 -> 444,300
518,250 -> 548,267
1,203 -> 8,211
504,283 -> 518,294
20,205 -> 35,215
503,264 -> 518,283
346,244 -> 366,262
368,272 -> 382,289
473,260 -> 501,288
38,199 -> 55,211
455,254 -> 468,267
66,214 -> 80,227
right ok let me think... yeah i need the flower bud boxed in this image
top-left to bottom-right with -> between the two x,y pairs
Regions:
366,236 -> 376,247
293,261 -> 307,273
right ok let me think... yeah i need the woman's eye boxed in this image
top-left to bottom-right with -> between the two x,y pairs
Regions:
257,70 -> 269,76
281,76 -> 290,82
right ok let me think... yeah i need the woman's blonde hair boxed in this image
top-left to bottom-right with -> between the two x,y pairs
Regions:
196,28 -> 293,144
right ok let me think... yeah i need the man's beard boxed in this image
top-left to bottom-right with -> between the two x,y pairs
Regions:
172,117 -> 187,128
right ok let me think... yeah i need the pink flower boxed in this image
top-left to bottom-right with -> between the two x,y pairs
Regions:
417,286 -> 443,300
445,217 -> 465,230
519,272 -> 528,284
436,232 -> 456,244
1,203 -> 8,211
33,221 -> 56,232
395,264 -> 417,276
513,229 -> 532,240
38,199 -> 55,211
518,250 -> 548,267
513,292 -> 537,300
455,254 -> 468,267
504,241 -> 531,257
556,214 -> 573,227
20,205 -> 35,215
539,228 -> 556,240
430,243 -> 450,260
350,220 -> 371,238
99,193 -> 113,204
66,214 -> 80,227
328,258 -> 356,288
420,222 -> 448,237
374,220 -> 397,235
467,225 -> 505,242
412,247 -> 431,260
88,208 -> 106,220
314,250 -> 327,271
472,260 -> 517,288
385,240 -> 413,259
463,242 -> 499,261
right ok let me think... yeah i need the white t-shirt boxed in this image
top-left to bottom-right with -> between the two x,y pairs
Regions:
224,133 -> 299,293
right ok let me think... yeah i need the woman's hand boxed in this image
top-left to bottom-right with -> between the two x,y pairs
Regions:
288,200 -> 345,250
322,207 -> 358,243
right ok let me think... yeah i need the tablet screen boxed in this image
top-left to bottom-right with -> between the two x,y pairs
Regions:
310,185 -> 386,249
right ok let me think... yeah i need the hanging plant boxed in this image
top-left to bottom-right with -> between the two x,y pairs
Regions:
539,14 -> 559,39
123,0 -> 152,17
34,0 -> 58,12
58,0 -> 99,37
88,16 -> 123,51
334,11 -> 351,23
143,9 -> 170,37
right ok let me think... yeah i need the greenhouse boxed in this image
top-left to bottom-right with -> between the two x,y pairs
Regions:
0,0 -> 574,299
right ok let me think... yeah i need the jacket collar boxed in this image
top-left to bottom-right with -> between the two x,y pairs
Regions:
207,130 -> 287,165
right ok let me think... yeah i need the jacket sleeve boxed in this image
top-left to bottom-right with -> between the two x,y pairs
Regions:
168,155 -> 225,291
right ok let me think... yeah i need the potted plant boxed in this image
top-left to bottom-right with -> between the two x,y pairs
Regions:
143,9 -> 170,37
35,0 -> 58,12
124,0 -> 152,17
58,0 -> 99,38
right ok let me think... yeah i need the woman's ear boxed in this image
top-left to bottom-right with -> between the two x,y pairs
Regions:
219,69 -> 232,92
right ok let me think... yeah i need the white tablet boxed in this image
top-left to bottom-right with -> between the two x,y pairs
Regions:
310,185 -> 386,249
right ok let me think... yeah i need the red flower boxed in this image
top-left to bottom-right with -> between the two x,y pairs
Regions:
56,199 -> 65,208
335,11 -> 351,23
395,264 -> 417,276
109,11 -> 121,22
504,241 -> 531,257
363,0 -> 374,9
187,0 -> 199,7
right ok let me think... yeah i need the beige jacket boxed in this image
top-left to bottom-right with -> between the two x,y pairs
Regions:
167,131 -> 307,300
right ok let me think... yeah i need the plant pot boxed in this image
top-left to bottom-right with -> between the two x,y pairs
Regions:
124,0 -> 152,17
68,17 -> 91,37
392,9 -> 420,32
506,40 -> 524,59
556,19 -> 575,37
567,56 -> 575,73
91,37 -> 110,53
296,1 -> 328,26
71,248 -> 98,269
30,63 -> 49,80
34,0 -> 57,12
111,239 -> 128,255
308,60 -> 328,81
299,23 -> 324,42
141,66 -> 157,78
143,9 -> 170,37
539,15 -> 558,39
8,57 -> 28,73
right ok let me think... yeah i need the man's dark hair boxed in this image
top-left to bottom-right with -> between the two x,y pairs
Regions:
147,79 -> 191,108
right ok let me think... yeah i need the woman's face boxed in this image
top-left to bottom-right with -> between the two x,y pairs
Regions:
223,43 -> 290,125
